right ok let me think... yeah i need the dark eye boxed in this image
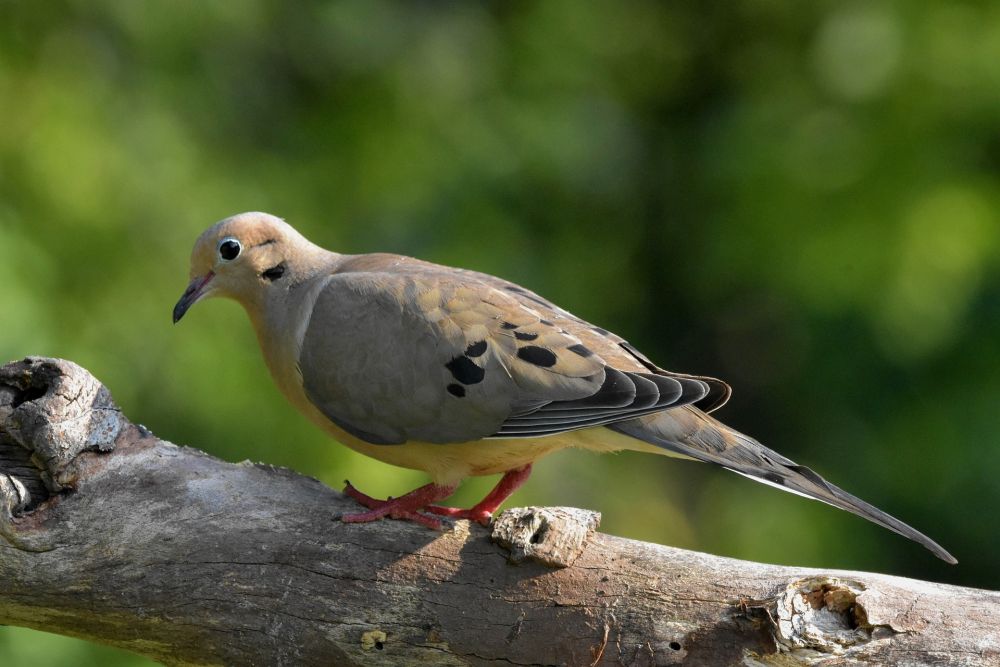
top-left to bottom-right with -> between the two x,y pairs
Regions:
218,238 -> 242,261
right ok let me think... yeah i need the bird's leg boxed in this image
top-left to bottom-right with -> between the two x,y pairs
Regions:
425,464 -> 533,525
341,480 -> 458,530
341,483 -> 386,509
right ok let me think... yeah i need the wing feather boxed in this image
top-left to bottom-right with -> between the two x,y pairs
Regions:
492,371 -> 704,438
299,256 -> 723,445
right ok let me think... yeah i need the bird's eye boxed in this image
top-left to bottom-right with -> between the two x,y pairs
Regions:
218,238 -> 242,261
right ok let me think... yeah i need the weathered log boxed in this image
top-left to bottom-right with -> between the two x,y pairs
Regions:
1,357 -> 997,666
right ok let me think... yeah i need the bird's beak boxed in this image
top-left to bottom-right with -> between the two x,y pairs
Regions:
173,272 -> 215,323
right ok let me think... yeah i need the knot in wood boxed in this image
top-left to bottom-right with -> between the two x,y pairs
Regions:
775,577 -> 872,655
491,506 -> 600,568
0,357 -> 124,494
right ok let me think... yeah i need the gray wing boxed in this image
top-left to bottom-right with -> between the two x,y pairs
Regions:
297,260 -> 713,445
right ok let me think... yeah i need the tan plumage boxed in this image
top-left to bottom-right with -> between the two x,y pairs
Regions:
174,212 -> 956,563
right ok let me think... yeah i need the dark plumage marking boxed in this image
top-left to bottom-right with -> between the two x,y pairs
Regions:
524,294 -> 552,307
492,368 -> 697,437
514,331 -> 538,341
504,285 -> 526,293
465,340 -> 487,357
539,319 -> 554,327
447,383 -> 466,398
500,321 -> 519,330
445,356 -> 485,385
262,262 -> 287,281
762,472 -> 785,486
567,343 -> 593,357
517,346 -> 558,368
787,464 -> 830,488
619,341 -> 658,372
592,326 -> 609,336
558,368 -> 636,408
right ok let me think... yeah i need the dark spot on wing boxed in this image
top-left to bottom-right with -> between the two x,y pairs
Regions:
762,472 -> 785,486
517,346 -> 558,368
592,327 -> 610,336
567,344 -> 593,357
447,383 -> 466,398
514,331 -> 538,341
465,340 -> 487,357
445,356 -> 485,385
500,321 -> 519,330
504,285 -> 525,293
539,319 -> 554,327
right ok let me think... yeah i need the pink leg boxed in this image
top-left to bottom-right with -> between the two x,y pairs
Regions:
341,480 -> 457,530
425,464 -> 533,525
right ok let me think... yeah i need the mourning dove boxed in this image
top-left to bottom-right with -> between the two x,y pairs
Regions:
173,212 -> 956,563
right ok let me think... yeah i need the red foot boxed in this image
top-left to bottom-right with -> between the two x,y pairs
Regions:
342,483 -> 386,509
423,505 -> 493,525
340,464 -> 533,529
342,506 -> 444,530
430,464 -> 533,525
341,480 -> 456,530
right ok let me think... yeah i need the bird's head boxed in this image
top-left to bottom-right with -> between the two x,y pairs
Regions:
173,211 -> 314,323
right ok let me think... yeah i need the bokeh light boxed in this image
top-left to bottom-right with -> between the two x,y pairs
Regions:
1,2 -> 997,663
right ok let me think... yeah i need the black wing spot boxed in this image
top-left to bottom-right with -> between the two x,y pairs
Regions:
592,326 -> 609,336
465,340 -> 487,357
539,319 -> 554,327
567,344 -> 593,357
762,472 -> 786,486
514,331 -> 538,341
500,321 -> 519,330
447,383 -> 466,397
445,356 -> 485,385
517,346 -> 558,368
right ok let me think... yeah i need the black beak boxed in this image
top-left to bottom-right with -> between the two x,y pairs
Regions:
173,273 -> 214,323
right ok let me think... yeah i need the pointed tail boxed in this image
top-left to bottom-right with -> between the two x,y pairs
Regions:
610,408 -> 957,564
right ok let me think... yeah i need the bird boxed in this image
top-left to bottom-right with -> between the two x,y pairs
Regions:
173,211 -> 956,563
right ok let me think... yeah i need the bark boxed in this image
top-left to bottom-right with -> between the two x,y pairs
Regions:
0,356 -> 997,667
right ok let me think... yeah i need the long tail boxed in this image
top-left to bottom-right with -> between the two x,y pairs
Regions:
610,407 -> 957,564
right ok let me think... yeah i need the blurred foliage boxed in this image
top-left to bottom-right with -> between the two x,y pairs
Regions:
2,0 -> 1000,663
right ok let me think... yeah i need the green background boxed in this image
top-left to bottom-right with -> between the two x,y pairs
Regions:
2,1 -> 998,663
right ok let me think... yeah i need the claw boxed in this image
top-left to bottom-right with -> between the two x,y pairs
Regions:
339,465 -> 532,530
424,505 -> 493,525
340,480 -> 455,529
342,481 -> 383,509
341,507 -> 444,530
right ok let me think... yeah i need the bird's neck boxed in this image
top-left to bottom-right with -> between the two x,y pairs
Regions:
245,250 -> 344,403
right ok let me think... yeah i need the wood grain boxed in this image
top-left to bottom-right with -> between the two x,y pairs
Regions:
1,357 -> 997,666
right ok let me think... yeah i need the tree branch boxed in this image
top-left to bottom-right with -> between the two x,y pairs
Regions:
1,357 -> 997,666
